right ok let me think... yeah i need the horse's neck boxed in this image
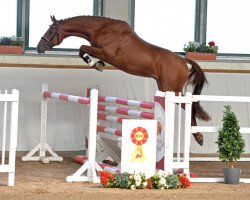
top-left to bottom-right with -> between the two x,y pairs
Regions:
61,16 -> 106,41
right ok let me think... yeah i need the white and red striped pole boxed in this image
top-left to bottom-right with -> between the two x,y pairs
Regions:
97,104 -> 154,119
98,95 -> 154,109
43,91 -> 90,105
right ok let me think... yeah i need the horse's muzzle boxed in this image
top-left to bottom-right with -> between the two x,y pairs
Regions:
37,46 -> 45,54
37,43 -> 52,54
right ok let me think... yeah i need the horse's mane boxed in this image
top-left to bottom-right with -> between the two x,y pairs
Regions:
62,15 -> 124,24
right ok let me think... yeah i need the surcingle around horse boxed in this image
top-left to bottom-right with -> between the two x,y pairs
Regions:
37,15 -> 210,145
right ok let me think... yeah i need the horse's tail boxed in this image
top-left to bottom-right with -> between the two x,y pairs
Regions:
185,58 -> 211,121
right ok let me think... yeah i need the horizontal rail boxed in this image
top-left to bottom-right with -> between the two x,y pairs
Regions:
193,94 -> 250,103
189,157 -> 250,162
191,126 -> 250,134
190,177 -> 250,183
98,105 -> 154,119
97,125 -> 122,137
97,113 -> 125,124
98,95 -> 154,109
43,91 -> 90,105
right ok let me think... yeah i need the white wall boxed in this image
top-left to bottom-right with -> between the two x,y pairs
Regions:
0,67 -> 249,154
0,67 -> 157,151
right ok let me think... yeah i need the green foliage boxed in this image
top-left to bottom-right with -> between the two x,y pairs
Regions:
114,172 -> 130,189
165,174 -> 179,189
183,41 -> 218,54
0,36 -> 24,46
152,171 -> 180,189
216,105 -> 245,168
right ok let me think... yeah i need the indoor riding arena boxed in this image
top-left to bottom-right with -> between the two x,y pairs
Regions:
1,1 -> 250,200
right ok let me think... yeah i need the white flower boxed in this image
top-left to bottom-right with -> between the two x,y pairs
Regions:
143,181 -> 148,187
134,173 -> 141,182
160,186 -> 164,190
159,177 -> 166,186
130,185 -> 136,190
135,180 -> 141,187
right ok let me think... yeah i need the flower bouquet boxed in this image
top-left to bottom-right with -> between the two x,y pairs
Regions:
178,174 -> 191,188
129,172 -> 148,190
152,170 -> 181,189
99,170 -> 191,190
99,171 -> 115,188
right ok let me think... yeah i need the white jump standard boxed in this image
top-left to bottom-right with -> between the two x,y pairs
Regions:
22,83 -> 102,183
0,89 -> 19,186
162,91 -> 250,183
22,83 -> 64,163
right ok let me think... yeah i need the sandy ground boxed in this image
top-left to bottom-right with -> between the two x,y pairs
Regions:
0,158 -> 250,200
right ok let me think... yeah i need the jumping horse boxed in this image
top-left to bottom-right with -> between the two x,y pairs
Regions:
37,15 -> 210,145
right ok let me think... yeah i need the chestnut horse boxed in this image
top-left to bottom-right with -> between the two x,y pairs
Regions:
37,15 -> 210,145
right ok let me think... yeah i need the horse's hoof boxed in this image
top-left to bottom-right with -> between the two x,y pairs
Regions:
94,61 -> 105,72
103,160 -> 118,166
197,138 -> 203,146
193,133 -> 203,146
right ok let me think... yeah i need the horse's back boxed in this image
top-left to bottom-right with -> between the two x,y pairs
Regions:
91,16 -> 189,92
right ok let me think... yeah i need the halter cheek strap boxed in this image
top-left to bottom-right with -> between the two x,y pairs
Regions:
41,22 -> 61,47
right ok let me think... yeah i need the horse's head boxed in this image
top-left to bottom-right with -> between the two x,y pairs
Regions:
37,15 -> 63,54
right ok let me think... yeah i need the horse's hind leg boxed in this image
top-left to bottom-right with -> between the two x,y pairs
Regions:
79,45 -> 106,71
191,114 -> 203,146
181,103 -> 203,146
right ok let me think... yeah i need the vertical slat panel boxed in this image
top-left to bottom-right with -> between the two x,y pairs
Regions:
177,92 -> 182,162
0,89 -> 19,186
1,90 -> 8,165
8,89 -> 19,186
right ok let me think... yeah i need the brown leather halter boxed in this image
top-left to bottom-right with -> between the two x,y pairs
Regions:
41,22 -> 61,48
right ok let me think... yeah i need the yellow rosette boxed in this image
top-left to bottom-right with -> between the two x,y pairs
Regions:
130,127 -> 148,163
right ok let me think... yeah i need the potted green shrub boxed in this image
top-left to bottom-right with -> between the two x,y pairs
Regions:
0,36 -> 24,54
216,105 -> 245,184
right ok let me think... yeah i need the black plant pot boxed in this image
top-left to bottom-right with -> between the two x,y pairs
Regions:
223,168 -> 241,184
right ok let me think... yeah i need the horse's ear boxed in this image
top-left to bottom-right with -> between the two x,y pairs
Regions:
50,15 -> 57,23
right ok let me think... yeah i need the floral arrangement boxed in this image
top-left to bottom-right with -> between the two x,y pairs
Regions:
179,173 -> 191,188
99,171 -> 115,188
129,172 -> 148,189
152,170 -> 190,189
99,171 -> 148,189
0,36 -> 24,46
183,41 -> 218,54
99,170 -> 191,190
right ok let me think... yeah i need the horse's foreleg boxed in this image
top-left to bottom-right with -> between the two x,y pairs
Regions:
79,45 -> 106,72
181,103 -> 203,146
